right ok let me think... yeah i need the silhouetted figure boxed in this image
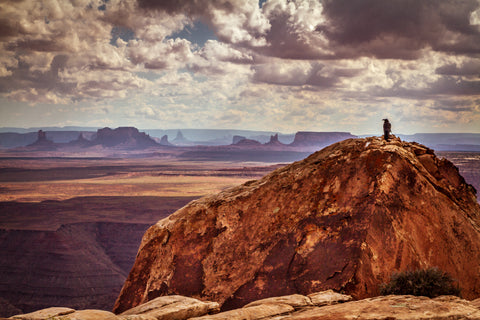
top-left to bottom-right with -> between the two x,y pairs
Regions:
383,119 -> 391,141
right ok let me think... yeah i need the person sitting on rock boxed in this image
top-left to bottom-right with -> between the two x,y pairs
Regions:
383,119 -> 391,141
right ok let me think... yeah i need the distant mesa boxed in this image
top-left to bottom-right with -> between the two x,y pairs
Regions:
233,138 -> 262,146
91,127 -> 159,149
26,130 -> 57,151
290,131 -> 357,149
232,135 -> 247,144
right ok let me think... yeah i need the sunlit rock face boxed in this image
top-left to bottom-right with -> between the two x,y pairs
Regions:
114,137 -> 480,313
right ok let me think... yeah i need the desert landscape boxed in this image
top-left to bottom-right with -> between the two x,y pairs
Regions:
0,150 -> 282,315
2,0 -> 480,318
0,127 -> 479,316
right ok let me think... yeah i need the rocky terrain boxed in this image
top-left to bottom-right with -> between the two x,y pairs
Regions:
114,136 -> 480,313
9,290 -> 480,319
0,196 -> 198,316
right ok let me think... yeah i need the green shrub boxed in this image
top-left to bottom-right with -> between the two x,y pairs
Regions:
379,267 -> 461,298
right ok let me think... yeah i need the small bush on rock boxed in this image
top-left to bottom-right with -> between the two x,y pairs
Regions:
380,267 -> 461,298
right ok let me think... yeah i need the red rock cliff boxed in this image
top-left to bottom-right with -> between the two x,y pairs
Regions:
114,137 -> 480,313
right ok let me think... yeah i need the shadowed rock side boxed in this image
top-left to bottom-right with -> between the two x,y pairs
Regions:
114,137 -> 480,313
0,222 -> 149,314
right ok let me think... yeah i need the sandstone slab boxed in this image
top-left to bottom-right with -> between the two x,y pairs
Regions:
244,294 -> 313,309
307,290 -> 352,306
10,307 -> 75,320
56,310 -> 119,320
119,295 -> 219,320
286,295 -> 480,320
190,303 -> 294,320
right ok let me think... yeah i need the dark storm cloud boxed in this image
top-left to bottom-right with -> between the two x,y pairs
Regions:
0,55 -> 74,94
436,60 -> 480,76
434,99 -> 478,112
137,0 -> 236,16
319,0 -> 480,59
371,76 -> 480,99
8,39 -> 65,52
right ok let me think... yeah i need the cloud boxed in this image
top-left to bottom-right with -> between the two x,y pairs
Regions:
136,0 -> 270,46
258,0 -> 331,59
253,59 -> 362,88
435,59 -> 480,76
128,38 -> 194,70
318,0 -> 480,59
0,0 -> 479,133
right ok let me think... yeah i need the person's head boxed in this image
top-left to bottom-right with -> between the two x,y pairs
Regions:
383,118 -> 389,122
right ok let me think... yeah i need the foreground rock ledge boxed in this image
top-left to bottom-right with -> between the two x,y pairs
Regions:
9,292 -> 480,320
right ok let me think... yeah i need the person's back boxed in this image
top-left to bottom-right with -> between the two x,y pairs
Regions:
383,119 -> 391,141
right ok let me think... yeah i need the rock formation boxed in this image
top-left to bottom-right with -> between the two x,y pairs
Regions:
289,131 -> 356,150
232,135 -> 247,144
10,291 -> 480,320
26,130 -> 57,150
233,138 -> 262,146
66,133 -> 92,147
0,222 -> 147,315
0,196 -> 197,317
114,137 -> 480,313
172,130 -> 194,146
265,133 -> 285,147
92,127 -> 159,149
158,134 -> 174,146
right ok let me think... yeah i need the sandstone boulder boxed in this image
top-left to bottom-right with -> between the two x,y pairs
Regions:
286,295 -> 480,320
243,294 -> 313,309
114,137 -> 480,313
118,295 -> 219,320
307,290 -> 353,306
190,303 -> 294,320
10,307 -> 75,320
56,310 -> 118,320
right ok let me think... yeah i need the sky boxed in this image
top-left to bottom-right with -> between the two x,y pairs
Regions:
0,0 -> 479,135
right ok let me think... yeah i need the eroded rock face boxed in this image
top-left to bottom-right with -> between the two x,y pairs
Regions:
114,137 -> 480,313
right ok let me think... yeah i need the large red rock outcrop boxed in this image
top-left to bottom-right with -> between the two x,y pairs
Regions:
114,137 -> 480,313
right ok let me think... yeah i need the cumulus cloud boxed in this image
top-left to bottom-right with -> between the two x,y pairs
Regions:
318,0 -> 480,59
136,0 -> 270,46
0,0 -> 479,133
436,59 -> 480,77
